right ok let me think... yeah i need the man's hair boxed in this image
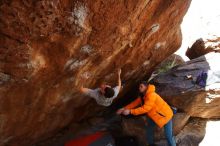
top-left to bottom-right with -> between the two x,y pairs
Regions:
104,87 -> 115,98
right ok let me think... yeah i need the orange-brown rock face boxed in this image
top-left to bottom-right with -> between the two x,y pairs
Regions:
0,0 -> 191,145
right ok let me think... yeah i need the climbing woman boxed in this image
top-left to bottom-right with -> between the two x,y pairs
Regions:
117,81 -> 176,146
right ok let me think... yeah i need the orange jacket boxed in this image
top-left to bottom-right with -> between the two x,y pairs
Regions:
125,84 -> 173,128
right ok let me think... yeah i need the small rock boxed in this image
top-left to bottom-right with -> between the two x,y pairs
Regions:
186,37 -> 220,60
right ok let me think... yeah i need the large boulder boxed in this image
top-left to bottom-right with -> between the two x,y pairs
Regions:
175,118 -> 207,146
121,113 -> 190,145
152,52 -> 220,118
186,37 -> 220,60
0,0 -> 191,145
156,118 -> 207,146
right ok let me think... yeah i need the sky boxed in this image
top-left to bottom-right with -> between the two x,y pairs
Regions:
199,120 -> 220,146
175,0 -> 220,60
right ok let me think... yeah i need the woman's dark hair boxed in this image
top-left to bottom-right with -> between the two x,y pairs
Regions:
104,87 -> 115,98
140,81 -> 148,86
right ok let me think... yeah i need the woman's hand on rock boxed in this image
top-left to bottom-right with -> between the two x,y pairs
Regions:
116,108 -> 124,115
122,109 -> 130,115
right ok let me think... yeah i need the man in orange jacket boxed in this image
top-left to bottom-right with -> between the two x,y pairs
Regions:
117,81 -> 176,146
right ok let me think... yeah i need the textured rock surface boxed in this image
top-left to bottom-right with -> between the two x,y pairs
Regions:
155,118 -> 207,146
0,0 -> 191,145
186,37 -> 220,59
175,118 -> 206,146
155,54 -> 185,73
148,54 -> 184,81
152,53 -> 220,118
121,113 -> 190,145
